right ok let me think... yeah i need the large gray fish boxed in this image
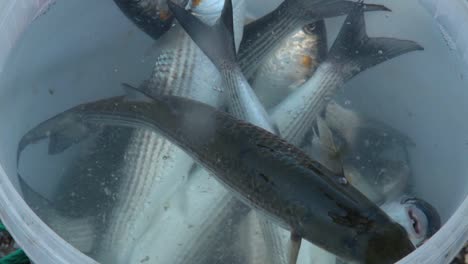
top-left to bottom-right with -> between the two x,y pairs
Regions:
237,0 -> 389,79
167,1 -> 399,263
270,4 -> 424,147
245,2 -> 441,253
18,91 -> 416,264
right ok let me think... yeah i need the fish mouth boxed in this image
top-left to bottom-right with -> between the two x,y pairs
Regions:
401,196 -> 438,246
406,206 -> 423,238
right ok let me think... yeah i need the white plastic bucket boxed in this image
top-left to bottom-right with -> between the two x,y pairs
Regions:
0,0 -> 466,263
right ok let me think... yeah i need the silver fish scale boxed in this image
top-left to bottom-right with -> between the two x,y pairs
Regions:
100,129 -> 196,263
239,10 -> 302,79
272,63 -> 344,147
144,28 -> 196,97
252,26 -> 324,109
99,26 -> 224,262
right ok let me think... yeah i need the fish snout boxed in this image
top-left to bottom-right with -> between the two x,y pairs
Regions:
401,196 -> 441,246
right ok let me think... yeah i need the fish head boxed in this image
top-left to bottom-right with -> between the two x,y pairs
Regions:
380,196 -> 441,247
364,221 -> 415,264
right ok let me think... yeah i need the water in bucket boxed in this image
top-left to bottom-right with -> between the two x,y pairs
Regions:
0,0 -> 466,263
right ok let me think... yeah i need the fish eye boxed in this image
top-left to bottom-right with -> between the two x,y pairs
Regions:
303,24 -> 317,34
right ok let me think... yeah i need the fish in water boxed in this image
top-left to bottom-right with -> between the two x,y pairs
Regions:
168,0 -> 278,133
307,112 -> 441,243
168,1 -> 289,262
168,1 -> 416,262
237,0 -> 390,79
322,101 -> 415,204
17,90 -> 416,264
16,1 -> 246,263
113,0 -> 246,48
112,0 -> 188,40
270,3 -> 424,147
251,21 -> 328,110
300,111 -> 440,264
99,1 -> 248,263
243,2 -> 440,255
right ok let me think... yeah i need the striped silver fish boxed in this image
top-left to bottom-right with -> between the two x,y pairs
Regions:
251,21 -> 327,110
237,0 -> 389,79
84,0 -> 244,263
97,1 -> 250,263
270,5 -> 423,147
244,3 -> 440,259
166,1 -> 413,263
168,0 -> 277,133
168,1 -> 287,263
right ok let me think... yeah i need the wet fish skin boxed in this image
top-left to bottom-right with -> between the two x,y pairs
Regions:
98,4 -> 230,261
305,113 -> 441,248
99,25 -> 220,263
168,0 -> 277,133
168,2 -> 288,262
16,112 -> 99,167
168,2 -> 416,262
320,101 -> 414,204
16,1 -> 250,263
271,4 -> 423,147
238,0 -> 389,79
251,21 -> 328,110
380,197 -> 441,247
27,91 -> 415,263
112,0 -> 188,40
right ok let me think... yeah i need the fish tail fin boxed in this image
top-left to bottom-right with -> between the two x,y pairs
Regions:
17,114 -> 100,169
168,0 -> 237,69
285,0 -> 389,21
328,3 -> 423,80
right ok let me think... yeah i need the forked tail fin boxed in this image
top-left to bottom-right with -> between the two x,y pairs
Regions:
328,2 -> 423,80
168,0 -> 236,71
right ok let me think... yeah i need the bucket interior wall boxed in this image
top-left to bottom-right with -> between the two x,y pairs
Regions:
0,0 -> 157,196
0,0 -> 466,263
